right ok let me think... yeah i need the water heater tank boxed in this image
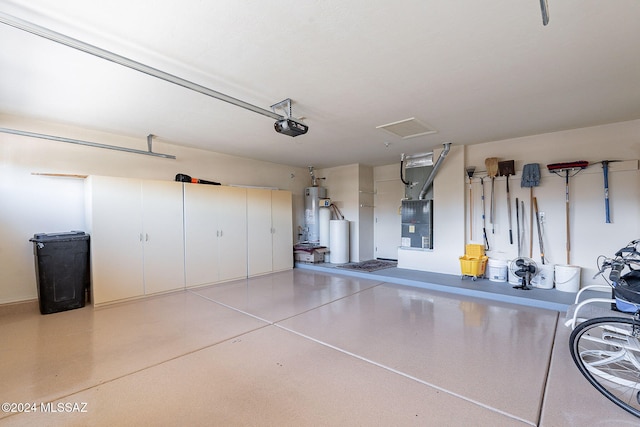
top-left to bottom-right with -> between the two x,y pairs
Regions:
304,186 -> 327,243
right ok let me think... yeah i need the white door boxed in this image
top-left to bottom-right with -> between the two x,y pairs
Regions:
247,188 -> 273,276
271,190 -> 293,271
142,180 -> 185,294
88,176 -> 144,304
217,186 -> 247,281
184,184 -> 219,287
374,179 -> 403,260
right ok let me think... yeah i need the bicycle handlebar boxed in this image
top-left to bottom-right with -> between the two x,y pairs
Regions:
609,261 -> 624,283
594,240 -> 640,282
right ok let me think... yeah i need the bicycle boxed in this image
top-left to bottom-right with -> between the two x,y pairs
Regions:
566,239 -> 640,418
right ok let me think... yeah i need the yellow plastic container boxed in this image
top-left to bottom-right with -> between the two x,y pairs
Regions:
459,255 -> 488,279
465,244 -> 485,258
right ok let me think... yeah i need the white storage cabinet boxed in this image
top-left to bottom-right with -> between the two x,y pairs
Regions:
247,188 -> 293,276
85,176 -> 185,305
183,184 -> 248,287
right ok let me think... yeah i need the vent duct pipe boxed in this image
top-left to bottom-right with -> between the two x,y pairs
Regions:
0,12 -> 284,121
418,142 -> 451,200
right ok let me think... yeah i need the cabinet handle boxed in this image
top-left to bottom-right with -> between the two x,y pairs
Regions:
139,233 -> 143,242
145,233 -> 149,242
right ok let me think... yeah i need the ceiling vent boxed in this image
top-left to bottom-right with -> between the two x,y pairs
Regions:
376,118 -> 436,139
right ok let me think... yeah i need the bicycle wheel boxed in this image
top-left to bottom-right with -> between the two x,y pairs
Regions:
570,317 -> 640,418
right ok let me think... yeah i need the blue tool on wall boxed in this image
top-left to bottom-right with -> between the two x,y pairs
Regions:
596,160 -> 621,224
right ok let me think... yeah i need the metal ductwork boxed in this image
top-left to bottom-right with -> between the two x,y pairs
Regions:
418,142 -> 451,200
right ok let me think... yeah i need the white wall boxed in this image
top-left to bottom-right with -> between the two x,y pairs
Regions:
3,114 -> 639,304
0,114 -> 310,304
392,120 -> 640,287
316,164 -> 359,261
314,164 -> 375,262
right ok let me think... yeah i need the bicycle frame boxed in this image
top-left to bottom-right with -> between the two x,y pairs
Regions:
567,239 -> 640,418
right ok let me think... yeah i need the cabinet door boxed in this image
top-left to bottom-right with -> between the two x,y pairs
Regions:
247,188 -> 273,276
184,184 -> 219,287
87,176 -> 144,304
217,186 -> 247,281
271,190 -> 293,271
142,180 -> 185,294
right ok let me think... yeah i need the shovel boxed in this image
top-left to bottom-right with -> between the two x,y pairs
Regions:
498,160 -> 515,244
521,163 -> 541,258
485,158 -> 499,235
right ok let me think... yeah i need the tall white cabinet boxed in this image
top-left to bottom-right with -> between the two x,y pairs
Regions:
183,184 -> 248,287
247,188 -> 293,276
86,176 -> 293,304
85,176 -> 185,305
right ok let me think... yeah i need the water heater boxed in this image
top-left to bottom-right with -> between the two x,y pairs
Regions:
304,186 -> 327,243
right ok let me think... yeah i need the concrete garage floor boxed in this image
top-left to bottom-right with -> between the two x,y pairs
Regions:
1,267 -> 636,425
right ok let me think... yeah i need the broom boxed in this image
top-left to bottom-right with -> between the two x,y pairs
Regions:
547,161 -> 589,264
466,166 -> 476,240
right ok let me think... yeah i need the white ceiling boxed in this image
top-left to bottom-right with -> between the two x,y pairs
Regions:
1,0 -> 639,168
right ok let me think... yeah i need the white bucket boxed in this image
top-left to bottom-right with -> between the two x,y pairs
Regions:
555,264 -> 581,292
532,264 -> 555,289
487,259 -> 508,282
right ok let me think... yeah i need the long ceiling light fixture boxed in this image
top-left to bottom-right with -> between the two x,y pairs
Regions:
0,11 -> 288,122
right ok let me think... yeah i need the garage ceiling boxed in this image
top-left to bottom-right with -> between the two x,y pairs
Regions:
1,0 -> 639,168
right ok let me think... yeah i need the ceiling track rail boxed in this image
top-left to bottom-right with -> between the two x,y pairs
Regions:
0,11 -> 283,121
0,127 -> 176,159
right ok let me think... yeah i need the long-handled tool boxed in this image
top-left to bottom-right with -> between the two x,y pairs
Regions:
480,177 -> 489,250
521,163 -> 540,258
533,197 -> 546,264
466,166 -> 476,240
520,200 -> 525,257
175,173 -> 221,185
516,197 -> 521,256
547,161 -> 588,264
498,160 -> 515,244
595,160 -> 621,223
485,158 -> 499,234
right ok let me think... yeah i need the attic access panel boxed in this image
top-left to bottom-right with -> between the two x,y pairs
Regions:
376,118 -> 437,139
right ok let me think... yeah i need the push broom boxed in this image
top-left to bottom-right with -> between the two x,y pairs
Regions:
547,160 -> 588,264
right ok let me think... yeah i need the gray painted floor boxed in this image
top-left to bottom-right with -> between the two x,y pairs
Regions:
1,268 -> 635,425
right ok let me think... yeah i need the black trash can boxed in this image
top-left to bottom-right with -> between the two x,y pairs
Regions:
29,231 -> 90,315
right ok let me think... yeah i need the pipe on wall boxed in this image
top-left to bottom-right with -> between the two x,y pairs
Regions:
0,127 -> 176,159
419,142 -> 451,200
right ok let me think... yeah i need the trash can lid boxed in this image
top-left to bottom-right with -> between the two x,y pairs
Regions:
30,231 -> 89,243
